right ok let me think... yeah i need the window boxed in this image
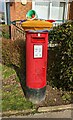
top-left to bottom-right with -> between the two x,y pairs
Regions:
49,2 -> 66,20
60,2 -> 65,20
32,1 -> 68,21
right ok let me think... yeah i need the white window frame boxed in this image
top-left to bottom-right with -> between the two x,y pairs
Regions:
32,0 -> 69,21
4,1 -> 7,24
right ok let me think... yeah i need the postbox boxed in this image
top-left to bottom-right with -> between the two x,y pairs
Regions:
25,31 -> 48,103
21,20 -> 53,103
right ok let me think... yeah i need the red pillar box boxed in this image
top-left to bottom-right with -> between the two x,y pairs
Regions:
21,20 -> 53,103
26,31 -> 48,103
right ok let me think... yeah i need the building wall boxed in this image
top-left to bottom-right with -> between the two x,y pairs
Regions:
10,2 -> 32,40
69,1 -> 73,20
10,2 -> 32,21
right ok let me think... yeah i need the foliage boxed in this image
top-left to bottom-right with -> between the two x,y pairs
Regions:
2,38 -> 26,68
11,39 -> 26,70
2,32 -> 10,39
0,25 -> 10,39
48,20 -> 73,90
2,65 -> 16,79
2,38 -> 12,66
62,93 -> 72,103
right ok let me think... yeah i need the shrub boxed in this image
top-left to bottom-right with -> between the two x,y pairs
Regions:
2,38 -> 12,66
1,25 -> 10,39
2,38 -> 26,69
11,39 -> 26,68
48,20 -> 73,90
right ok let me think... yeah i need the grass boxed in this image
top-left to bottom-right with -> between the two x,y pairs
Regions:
1,64 -> 34,112
2,65 -> 16,79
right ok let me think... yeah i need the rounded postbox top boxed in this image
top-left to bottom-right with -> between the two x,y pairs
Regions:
21,20 -> 53,31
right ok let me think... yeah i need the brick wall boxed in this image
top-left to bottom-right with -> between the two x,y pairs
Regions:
10,2 -> 32,21
69,1 -> 73,20
10,2 -> 32,40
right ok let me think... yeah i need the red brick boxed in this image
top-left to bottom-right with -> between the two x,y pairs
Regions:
10,2 -> 32,40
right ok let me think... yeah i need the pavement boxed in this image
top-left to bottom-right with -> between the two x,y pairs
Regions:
9,110 -> 72,119
1,104 -> 73,119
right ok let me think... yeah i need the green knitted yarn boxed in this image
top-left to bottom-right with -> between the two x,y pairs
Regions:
26,10 -> 38,19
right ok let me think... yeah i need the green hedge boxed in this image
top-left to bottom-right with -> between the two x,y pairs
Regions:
2,38 -> 26,70
48,21 -> 73,90
2,38 -> 12,66
0,25 -> 10,39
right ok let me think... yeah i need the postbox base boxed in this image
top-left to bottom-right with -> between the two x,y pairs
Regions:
26,86 -> 46,104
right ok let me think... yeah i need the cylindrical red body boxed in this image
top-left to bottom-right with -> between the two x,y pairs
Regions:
26,31 -> 48,103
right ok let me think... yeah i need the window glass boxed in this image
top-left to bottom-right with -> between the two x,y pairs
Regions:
0,0 -> 5,23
